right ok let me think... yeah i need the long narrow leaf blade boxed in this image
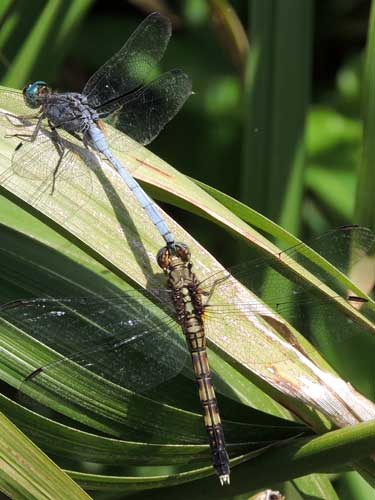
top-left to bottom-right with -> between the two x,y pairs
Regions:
0,411 -> 91,499
0,91 -> 375,444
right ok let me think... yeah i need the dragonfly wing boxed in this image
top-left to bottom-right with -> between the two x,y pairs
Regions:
201,226 -> 375,362
0,118 -> 93,216
0,89 -> 30,115
101,69 -> 192,151
1,297 -> 187,395
83,13 -> 171,109
200,227 -> 375,302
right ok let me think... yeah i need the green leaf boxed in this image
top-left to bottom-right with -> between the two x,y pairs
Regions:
335,471 -> 375,499
242,0 -> 312,233
1,87 -> 375,489
291,474 -> 339,499
65,419 -> 375,495
0,410 -> 91,499
356,0 -> 375,229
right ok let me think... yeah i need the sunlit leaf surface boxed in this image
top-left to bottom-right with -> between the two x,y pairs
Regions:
0,87 -> 375,490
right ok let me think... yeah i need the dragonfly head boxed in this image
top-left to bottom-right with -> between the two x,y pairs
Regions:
23,81 -> 51,108
157,243 -> 191,271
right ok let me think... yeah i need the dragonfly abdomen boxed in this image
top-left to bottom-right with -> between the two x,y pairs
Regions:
187,327 -> 230,485
87,124 -> 175,247
175,285 -> 231,482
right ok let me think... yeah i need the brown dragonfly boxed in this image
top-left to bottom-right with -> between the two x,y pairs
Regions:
0,225 -> 374,484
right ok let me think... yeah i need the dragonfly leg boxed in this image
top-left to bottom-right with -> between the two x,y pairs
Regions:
49,128 -> 66,195
47,125 -> 85,194
4,112 -> 40,127
204,275 -> 231,304
82,134 -> 91,150
6,114 -> 43,143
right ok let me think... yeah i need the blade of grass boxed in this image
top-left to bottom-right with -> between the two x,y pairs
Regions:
355,0 -> 375,230
207,0 -> 249,76
0,411 -> 91,499
67,419 -> 375,495
0,94 -> 375,435
242,0 -> 312,234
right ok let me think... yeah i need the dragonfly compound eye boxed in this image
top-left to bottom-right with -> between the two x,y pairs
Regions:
23,80 -> 50,108
175,243 -> 191,262
156,243 -> 191,269
156,246 -> 170,270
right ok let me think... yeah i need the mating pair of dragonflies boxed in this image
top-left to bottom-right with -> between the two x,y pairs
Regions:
0,13 -> 374,486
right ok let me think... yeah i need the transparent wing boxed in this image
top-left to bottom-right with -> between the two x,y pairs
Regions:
1,225 -> 374,416
200,226 -> 375,299
0,88 -> 30,115
0,296 -> 187,395
102,69 -> 192,149
0,113 -> 93,216
83,12 -> 171,109
200,226 -> 375,359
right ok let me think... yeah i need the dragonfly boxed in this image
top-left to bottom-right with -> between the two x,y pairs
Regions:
0,226 -> 374,483
0,12 -> 192,247
157,243 -> 230,485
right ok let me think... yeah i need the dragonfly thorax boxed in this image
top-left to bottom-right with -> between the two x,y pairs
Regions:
45,93 -> 99,134
23,81 -> 51,109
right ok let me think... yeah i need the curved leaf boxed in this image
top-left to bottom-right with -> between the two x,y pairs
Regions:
65,419 -> 375,495
4,393 -> 280,467
0,88 -> 375,491
0,411 -> 90,499
0,88 -> 374,432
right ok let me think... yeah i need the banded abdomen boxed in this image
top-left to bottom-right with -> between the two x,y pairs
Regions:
157,243 -> 230,485
185,316 -> 230,485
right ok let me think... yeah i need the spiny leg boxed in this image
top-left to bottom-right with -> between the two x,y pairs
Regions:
4,112 -> 40,128
6,114 -> 43,145
203,273 -> 231,305
49,128 -> 66,195
49,127 -> 87,194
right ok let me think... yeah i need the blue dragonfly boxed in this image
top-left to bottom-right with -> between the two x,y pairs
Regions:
2,12 -> 192,247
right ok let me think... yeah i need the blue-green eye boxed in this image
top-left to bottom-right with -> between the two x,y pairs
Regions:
23,81 -> 49,108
